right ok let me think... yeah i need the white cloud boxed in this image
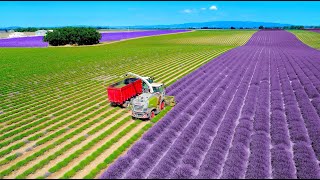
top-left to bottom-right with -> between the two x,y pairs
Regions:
209,5 -> 218,10
182,9 -> 192,13
201,8 -> 206,10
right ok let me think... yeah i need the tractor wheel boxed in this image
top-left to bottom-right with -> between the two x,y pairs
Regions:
149,111 -> 155,120
160,101 -> 165,110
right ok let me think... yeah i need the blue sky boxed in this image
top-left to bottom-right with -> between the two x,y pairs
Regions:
0,1 -> 319,27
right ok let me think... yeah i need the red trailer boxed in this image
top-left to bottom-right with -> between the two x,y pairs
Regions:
107,78 -> 143,107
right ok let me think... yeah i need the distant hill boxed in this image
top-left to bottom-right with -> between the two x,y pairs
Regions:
113,21 -> 294,29
0,21 -> 303,30
0,26 -> 21,30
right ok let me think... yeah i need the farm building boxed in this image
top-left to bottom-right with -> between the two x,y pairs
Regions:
8,32 -> 25,38
35,30 -> 48,36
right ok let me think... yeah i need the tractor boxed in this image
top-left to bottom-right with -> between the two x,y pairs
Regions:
107,72 -> 175,120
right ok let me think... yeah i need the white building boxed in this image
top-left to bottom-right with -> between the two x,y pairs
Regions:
8,32 -> 25,38
35,30 -> 48,36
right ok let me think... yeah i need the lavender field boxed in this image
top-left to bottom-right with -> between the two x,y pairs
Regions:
101,30 -> 320,179
0,30 -> 190,47
0,36 -> 49,48
309,29 -> 320,33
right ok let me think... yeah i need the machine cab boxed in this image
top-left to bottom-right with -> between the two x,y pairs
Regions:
151,83 -> 165,94
142,77 -> 154,92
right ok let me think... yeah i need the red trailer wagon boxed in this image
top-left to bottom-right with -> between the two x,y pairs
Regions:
107,78 -> 143,107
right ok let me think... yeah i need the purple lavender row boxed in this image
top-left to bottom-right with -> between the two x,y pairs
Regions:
274,48 -> 320,178
281,55 -> 320,158
269,52 -> 296,179
220,47 -> 265,179
0,36 -> 48,47
0,30 -> 190,48
308,29 -> 320,33
148,49 -> 256,179
245,48 -> 272,178
185,46 -> 259,179
101,30 -> 320,179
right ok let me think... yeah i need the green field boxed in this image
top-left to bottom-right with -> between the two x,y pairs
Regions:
0,30 -> 255,179
289,30 -> 320,49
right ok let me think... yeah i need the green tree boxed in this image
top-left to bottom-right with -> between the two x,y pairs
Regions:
43,27 -> 101,46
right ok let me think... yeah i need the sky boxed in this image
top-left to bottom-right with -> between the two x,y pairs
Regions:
0,1 -> 319,27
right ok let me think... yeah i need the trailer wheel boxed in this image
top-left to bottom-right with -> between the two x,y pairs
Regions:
160,101 -> 165,110
149,111 -> 155,120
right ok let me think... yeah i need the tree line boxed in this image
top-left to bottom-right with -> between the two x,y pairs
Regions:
15,27 -> 45,32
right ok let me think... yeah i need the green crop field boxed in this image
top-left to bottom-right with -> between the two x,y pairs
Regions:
0,30 -> 255,179
289,30 -> 320,49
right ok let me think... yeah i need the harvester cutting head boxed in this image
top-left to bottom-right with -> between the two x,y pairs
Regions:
164,96 -> 176,107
